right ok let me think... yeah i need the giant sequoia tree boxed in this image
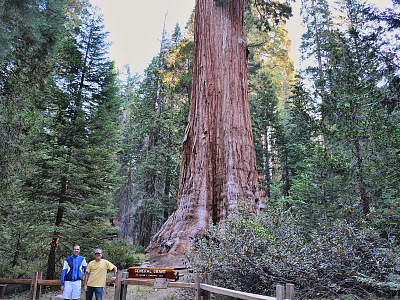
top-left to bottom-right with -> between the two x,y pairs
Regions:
148,0 -> 290,262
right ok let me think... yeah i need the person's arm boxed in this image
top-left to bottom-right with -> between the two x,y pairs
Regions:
83,270 -> 90,291
60,260 -> 68,291
81,258 -> 88,279
110,266 -> 117,282
82,258 -> 88,275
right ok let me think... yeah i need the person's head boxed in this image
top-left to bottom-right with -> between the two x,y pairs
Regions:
94,248 -> 102,261
72,245 -> 81,256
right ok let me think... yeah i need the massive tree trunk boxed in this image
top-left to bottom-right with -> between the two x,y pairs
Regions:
148,0 -> 260,264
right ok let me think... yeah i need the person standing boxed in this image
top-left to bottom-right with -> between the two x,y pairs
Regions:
60,244 -> 88,300
84,249 -> 117,300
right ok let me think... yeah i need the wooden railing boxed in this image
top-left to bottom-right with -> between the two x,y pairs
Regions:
0,271 -> 295,300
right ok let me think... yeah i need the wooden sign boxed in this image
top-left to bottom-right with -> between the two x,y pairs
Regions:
128,267 -> 176,280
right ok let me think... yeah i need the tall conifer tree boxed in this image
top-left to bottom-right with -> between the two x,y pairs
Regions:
291,0 -> 399,230
22,4 -> 121,279
116,24 -> 191,247
0,0 -> 72,278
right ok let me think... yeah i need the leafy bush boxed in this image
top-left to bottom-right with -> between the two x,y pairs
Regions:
189,206 -> 400,299
103,242 -> 144,270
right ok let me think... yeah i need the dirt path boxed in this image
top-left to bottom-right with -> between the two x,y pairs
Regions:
3,282 -> 193,300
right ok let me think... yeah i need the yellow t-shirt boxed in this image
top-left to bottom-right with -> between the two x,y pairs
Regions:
86,259 -> 116,287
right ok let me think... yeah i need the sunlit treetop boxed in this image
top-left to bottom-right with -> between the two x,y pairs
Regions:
252,0 -> 293,31
215,0 -> 293,31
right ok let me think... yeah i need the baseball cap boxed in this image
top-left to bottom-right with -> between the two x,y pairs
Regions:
94,249 -> 102,254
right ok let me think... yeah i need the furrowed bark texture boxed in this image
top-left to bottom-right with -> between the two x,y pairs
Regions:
148,0 -> 260,263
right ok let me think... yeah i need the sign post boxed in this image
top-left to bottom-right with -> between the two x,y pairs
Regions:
128,267 -> 177,281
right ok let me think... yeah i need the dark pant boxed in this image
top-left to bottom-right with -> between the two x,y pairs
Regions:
86,286 -> 103,300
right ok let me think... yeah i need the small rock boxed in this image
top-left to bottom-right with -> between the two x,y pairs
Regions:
52,295 -> 64,300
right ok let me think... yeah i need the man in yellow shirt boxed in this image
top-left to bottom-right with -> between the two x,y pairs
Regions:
84,249 -> 117,300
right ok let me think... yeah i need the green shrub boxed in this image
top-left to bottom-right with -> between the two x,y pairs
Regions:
189,206 -> 400,299
103,243 -> 144,270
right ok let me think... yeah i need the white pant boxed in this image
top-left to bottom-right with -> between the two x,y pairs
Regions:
63,280 -> 82,299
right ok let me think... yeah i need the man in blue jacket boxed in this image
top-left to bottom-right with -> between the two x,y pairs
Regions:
61,245 -> 88,300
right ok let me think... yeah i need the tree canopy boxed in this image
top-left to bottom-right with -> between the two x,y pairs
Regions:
0,0 -> 399,297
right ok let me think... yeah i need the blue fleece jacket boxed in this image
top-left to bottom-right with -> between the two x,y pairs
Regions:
60,255 -> 87,286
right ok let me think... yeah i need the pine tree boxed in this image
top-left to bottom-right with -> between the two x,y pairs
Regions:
275,77 -> 317,200
291,0 -> 400,231
0,0 -> 72,278
130,56 -> 168,247
301,0 -> 335,119
246,6 -> 295,201
116,23 -> 191,247
0,0 -> 68,195
22,5 -> 121,279
115,67 -> 140,241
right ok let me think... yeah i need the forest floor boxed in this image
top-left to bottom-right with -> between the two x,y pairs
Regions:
2,285 -> 193,300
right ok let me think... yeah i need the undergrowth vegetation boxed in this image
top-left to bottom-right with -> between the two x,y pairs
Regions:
103,241 -> 145,270
189,206 -> 400,299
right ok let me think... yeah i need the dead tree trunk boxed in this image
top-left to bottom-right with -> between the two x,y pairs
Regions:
148,0 -> 260,263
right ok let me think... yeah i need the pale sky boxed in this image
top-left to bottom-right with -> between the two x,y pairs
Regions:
90,0 -> 393,75
90,0 -> 195,74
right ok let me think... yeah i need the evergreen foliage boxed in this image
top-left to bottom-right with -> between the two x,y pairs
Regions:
190,206 -> 400,299
115,22 -> 192,248
0,1 -> 121,279
0,0 -> 72,278
251,0 -> 293,31
293,0 -> 400,225
246,6 -> 296,201
0,0 -> 399,297
191,0 -> 400,298
36,5 -> 121,279
114,67 -> 140,241
274,77 -> 318,199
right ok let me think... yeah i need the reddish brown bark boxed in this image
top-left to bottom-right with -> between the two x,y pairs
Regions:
148,0 -> 260,263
